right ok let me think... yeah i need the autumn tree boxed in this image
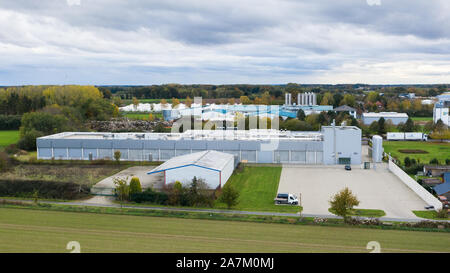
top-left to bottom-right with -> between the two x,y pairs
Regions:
172,98 -> 180,108
185,96 -> 192,107
239,96 -> 251,105
114,177 -> 130,207
329,187 -> 360,222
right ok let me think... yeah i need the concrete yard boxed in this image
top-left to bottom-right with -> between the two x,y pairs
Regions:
277,164 -> 428,219
91,166 -> 163,195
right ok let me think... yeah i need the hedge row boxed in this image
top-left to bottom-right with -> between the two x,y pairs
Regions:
0,115 -> 21,130
0,179 -> 90,200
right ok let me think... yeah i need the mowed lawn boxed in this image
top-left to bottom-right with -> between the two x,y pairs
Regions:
215,167 -> 300,213
383,141 -> 450,164
0,130 -> 20,147
0,208 -> 448,253
123,112 -> 163,120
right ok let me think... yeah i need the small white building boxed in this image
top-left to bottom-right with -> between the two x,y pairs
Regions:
362,112 -> 408,125
433,93 -> 450,126
147,150 -> 235,189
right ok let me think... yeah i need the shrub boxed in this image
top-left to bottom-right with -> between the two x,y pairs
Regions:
17,129 -> 43,151
436,209 -> 448,219
114,150 -> 121,163
404,157 -> 411,167
130,189 -> 169,205
4,144 -> 19,155
429,158 -> 439,165
0,115 -> 21,130
446,159 -> 450,165
218,184 -> 240,209
0,179 -> 89,199
129,177 -> 142,195
0,152 -> 9,172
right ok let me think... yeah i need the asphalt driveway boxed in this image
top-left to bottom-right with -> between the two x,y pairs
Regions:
277,164 -> 427,219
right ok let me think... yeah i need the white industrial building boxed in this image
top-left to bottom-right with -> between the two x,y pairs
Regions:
433,93 -> 450,126
362,112 -> 409,125
147,150 -> 235,189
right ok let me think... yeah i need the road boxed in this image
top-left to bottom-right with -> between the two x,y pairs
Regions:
1,198 -> 448,223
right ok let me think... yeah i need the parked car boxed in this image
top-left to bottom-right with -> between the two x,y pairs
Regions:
424,205 -> 435,210
345,165 -> 351,171
274,193 -> 299,205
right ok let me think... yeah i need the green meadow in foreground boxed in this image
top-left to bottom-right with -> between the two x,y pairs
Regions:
0,130 -> 20,147
0,207 -> 448,253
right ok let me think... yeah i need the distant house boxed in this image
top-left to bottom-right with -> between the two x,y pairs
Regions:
433,93 -> 450,126
433,172 -> 450,200
423,165 -> 450,177
422,178 -> 443,187
362,112 -> 408,125
334,105 -> 357,119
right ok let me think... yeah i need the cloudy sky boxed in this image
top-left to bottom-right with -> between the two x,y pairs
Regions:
0,0 -> 449,85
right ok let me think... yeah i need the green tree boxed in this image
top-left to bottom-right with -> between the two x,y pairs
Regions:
219,184 -> 240,209
129,177 -> 142,195
377,117 -> 386,134
114,177 -> 130,207
329,187 -> 360,222
297,109 -> 306,121
114,150 -> 121,163
400,118 -> 416,132
404,156 -> 411,167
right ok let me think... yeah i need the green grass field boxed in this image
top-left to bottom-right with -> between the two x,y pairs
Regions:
123,112 -> 163,120
214,167 -> 300,213
383,141 -> 450,164
413,210 -> 449,220
411,117 -> 433,122
0,207 -> 448,253
0,130 -> 20,147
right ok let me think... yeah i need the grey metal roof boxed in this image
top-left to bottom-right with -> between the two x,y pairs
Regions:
148,150 -> 234,174
434,181 -> 450,195
334,105 -> 357,112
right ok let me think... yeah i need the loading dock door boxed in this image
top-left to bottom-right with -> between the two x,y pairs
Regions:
338,157 -> 351,165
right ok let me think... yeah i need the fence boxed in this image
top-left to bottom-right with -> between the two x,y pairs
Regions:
388,160 -> 442,211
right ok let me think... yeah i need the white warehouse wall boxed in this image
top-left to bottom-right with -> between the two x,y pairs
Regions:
220,156 -> 235,187
165,165 -> 221,189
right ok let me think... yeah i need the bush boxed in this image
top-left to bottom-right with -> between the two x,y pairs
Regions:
218,184 -> 240,209
129,177 -> 142,195
404,157 -> 411,167
4,144 -> 19,155
130,188 -> 169,205
429,158 -> 439,165
0,152 -> 10,172
436,209 -> 448,219
446,159 -> 450,165
0,115 -> 21,130
0,179 -> 90,200
17,129 -> 43,151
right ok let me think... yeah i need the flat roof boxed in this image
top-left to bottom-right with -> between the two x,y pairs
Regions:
362,112 -> 408,118
38,129 -> 325,141
147,150 -> 233,174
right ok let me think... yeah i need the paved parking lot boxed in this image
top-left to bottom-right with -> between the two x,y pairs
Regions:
277,164 -> 427,219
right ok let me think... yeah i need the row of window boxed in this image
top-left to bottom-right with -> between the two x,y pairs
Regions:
38,148 -> 322,163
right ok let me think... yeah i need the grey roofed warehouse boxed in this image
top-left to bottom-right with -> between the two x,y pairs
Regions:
147,150 -> 235,188
36,126 -> 362,165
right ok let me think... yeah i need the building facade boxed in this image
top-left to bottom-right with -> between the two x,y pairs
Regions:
37,127 -> 362,165
362,112 -> 409,125
433,93 -> 450,126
